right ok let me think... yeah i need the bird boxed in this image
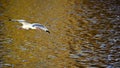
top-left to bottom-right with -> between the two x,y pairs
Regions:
9,19 -> 50,33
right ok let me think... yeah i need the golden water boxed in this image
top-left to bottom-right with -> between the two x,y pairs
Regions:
0,0 -> 119,68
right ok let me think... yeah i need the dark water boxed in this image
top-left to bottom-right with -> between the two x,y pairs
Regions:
68,0 -> 120,68
0,0 -> 120,68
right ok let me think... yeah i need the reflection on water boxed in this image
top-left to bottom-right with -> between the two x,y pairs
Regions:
0,0 -> 120,68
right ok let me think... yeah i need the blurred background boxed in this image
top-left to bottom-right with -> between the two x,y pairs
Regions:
0,0 -> 120,68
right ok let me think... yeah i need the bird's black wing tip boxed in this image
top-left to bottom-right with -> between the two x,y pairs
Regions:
46,30 -> 50,34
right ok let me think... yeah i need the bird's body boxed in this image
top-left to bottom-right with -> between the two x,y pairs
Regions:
10,19 -> 50,33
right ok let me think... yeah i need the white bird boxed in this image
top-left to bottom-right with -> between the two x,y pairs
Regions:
9,19 -> 50,33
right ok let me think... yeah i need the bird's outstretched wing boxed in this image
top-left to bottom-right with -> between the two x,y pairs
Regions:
32,23 -> 45,28
32,23 -> 48,30
9,19 -> 26,22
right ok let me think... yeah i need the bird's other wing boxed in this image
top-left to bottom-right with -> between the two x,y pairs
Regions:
9,19 -> 26,22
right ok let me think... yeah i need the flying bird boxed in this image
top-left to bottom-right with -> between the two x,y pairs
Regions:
9,19 -> 50,33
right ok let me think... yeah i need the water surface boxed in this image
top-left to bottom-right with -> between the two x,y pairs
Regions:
0,0 -> 120,68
